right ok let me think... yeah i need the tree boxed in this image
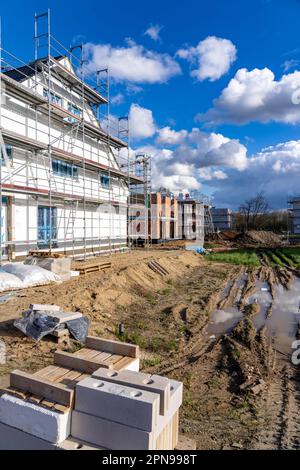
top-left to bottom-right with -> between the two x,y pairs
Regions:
239,191 -> 270,231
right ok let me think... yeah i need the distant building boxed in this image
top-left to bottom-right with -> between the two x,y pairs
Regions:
288,197 -> 300,234
211,208 -> 233,232
177,194 -> 205,245
128,192 -> 179,243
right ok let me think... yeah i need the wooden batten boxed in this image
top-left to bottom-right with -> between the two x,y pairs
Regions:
85,336 -> 139,358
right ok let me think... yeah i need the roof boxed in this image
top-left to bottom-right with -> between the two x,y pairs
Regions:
3,56 -> 64,82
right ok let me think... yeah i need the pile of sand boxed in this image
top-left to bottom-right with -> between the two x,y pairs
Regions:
236,231 -> 282,246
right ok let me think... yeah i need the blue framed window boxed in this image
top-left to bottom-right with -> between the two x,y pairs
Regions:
43,88 -> 62,106
100,173 -> 110,188
0,145 -> 13,166
67,102 -> 81,123
52,159 -> 78,179
38,206 -> 57,247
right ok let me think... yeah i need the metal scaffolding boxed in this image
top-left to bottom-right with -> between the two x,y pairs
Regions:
0,10 -> 151,262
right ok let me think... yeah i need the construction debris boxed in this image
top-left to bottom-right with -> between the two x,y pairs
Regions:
0,336 -> 182,450
14,304 -> 89,342
148,260 -> 169,277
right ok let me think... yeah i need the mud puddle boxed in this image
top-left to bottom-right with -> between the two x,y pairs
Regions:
208,276 -> 300,355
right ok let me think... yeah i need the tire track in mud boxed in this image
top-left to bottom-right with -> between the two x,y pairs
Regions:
255,362 -> 300,450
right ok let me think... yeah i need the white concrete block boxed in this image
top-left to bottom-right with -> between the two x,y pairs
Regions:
0,422 -> 102,450
92,368 -> 170,415
71,410 -> 154,450
156,379 -> 182,432
30,304 -> 60,312
0,393 -> 71,444
75,377 -> 159,431
124,357 -> 140,372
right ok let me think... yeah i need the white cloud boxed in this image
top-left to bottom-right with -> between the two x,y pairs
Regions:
144,24 -> 163,42
208,139 -> 300,208
199,67 -> 300,125
177,36 -> 237,82
282,59 -> 300,73
132,126 -> 247,192
111,93 -> 124,105
84,42 -> 181,84
156,126 -> 188,145
129,104 -> 156,140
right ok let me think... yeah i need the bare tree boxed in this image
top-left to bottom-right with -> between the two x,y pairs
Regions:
239,191 -> 270,231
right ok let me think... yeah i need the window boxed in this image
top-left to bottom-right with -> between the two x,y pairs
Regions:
100,173 -> 110,188
0,145 -> 13,166
52,159 -> 78,179
38,206 -> 57,247
43,88 -> 62,106
67,102 -> 81,123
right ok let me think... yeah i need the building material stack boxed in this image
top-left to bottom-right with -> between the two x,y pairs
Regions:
72,369 -> 182,450
0,336 -> 183,450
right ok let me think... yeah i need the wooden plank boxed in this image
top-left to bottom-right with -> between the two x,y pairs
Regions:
53,403 -> 70,414
104,354 -> 123,365
10,370 -> 74,407
34,365 -> 58,378
57,369 -> 85,388
27,395 -> 44,405
113,356 -> 134,371
40,398 -> 56,410
92,351 -> 113,361
74,348 -> 102,360
54,351 -> 113,374
0,387 -> 30,400
85,336 -> 139,358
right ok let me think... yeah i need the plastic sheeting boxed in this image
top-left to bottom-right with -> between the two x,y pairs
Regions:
1,263 -> 61,289
0,271 -> 24,292
66,317 -> 90,343
14,310 -> 60,341
14,309 -> 89,342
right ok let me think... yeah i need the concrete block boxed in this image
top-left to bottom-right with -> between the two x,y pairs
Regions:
30,303 -> 60,312
0,393 -> 71,444
154,379 -> 182,449
0,421 -> 102,450
92,368 -> 170,415
25,257 -> 71,281
71,410 -> 154,450
124,357 -> 140,372
75,377 -> 159,431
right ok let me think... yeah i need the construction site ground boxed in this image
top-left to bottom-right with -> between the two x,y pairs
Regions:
0,244 -> 300,450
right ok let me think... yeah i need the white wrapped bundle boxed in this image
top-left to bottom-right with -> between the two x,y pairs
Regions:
0,271 -> 24,292
1,263 -> 61,287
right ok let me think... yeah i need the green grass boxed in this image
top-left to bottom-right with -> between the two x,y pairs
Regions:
206,249 -> 260,266
280,247 -> 300,268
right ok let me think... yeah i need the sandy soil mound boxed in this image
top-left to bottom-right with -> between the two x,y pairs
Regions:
236,231 -> 282,246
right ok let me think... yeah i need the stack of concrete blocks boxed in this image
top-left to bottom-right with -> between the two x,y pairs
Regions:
0,336 -> 141,448
25,256 -> 72,281
71,368 -> 182,450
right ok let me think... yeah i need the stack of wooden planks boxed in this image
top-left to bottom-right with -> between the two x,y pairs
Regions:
76,262 -> 112,276
0,336 -> 140,414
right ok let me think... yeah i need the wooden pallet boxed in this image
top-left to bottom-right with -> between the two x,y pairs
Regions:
76,262 -> 112,275
1,336 -> 139,412
28,251 -> 65,259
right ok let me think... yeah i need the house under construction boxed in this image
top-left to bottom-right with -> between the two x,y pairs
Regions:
177,193 -> 205,245
288,197 -> 300,234
128,189 -> 178,245
0,11 -> 150,262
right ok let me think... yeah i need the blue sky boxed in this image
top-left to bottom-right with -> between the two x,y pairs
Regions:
2,0 -> 300,208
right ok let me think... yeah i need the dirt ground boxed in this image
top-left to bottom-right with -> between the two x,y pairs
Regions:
0,247 -> 299,450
